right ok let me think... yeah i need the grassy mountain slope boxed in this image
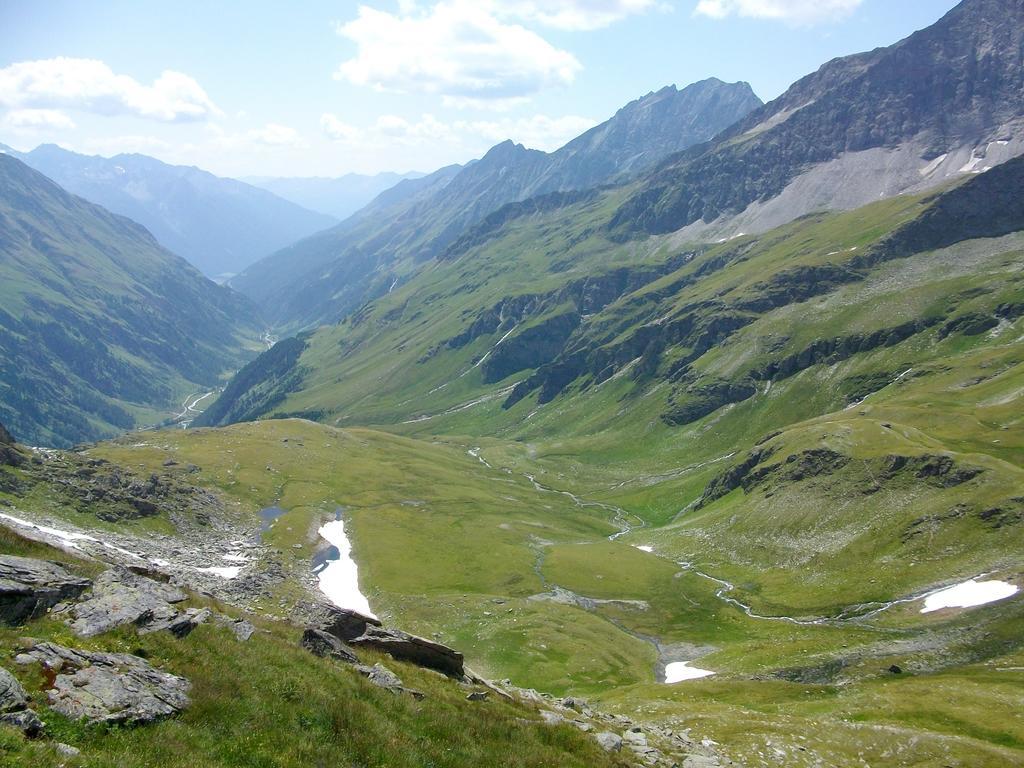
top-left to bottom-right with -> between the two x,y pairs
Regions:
8,144 -> 337,278
230,79 -> 761,330
0,154 -> 263,447
3,413 -> 1021,766
191,155 -> 1024,676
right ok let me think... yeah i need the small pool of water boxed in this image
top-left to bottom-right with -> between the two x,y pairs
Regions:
258,505 -> 287,536
312,544 -> 340,573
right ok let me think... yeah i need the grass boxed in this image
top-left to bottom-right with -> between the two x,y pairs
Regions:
0,530 -> 630,768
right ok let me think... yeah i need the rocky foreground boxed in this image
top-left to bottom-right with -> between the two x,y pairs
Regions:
0,551 -> 732,767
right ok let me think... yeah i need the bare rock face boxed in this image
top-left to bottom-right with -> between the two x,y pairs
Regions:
0,555 -> 92,625
15,642 -> 190,725
317,606 -> 464,678
301,628 -> 358,664
317,606 -> 382,642
0,665 -> 43,735
348,625 -> 465,678
68,567 -> 188,638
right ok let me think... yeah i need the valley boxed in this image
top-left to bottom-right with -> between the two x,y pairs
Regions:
1,1 -> 1023,766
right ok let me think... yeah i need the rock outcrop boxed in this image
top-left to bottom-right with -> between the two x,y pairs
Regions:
0,666 -> 44,736
348,625 -> 464,678
314,606 -> 465,678
0,555 -> 91,625
14,642 -> 190,725
67,567 -> 189,637
301,628 -> 358,664
354,662 -> 425,700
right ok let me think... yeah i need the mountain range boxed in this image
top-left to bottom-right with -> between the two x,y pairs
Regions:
230,77 -> 763,329
2,1 -> 1024,765
0,144 -> 337,279
0,153 -> 262,447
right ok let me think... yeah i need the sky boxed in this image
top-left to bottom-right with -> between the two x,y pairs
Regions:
0,0 -> 962,179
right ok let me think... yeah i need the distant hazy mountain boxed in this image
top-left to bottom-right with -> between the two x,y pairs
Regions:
0,154 -> 262,447
610,0 -> 1024,240
233,78 -> 762,329
2,144 -> 336,278
243,171 -> 425,220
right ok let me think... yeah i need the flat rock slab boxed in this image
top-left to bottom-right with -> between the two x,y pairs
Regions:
349,625 -> 464,677
16,641 -> 190,725
69,567 -> 187,637
0,555 -> 91,625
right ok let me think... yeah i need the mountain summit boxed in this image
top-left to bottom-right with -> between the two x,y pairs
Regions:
611,0 -> 1024,239
7,145 -> 336,278
232,78 -> 762,328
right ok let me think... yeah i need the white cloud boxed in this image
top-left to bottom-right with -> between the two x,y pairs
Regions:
495,0 -> 659,30
249,123 -> 303,146
694,0 -> 862,24
207,123 -> 307,152
320,114 -> 363,142
335,2 -> 581,105
2,108 -> 76,130
0,58 -> 220,122
320,111 -> 597,153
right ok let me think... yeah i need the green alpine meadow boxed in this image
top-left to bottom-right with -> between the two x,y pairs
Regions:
0,1 -> 1022,766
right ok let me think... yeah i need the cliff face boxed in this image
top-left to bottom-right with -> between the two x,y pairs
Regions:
610,0 -> 1024,237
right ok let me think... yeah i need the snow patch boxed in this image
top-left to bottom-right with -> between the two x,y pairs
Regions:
634,545 -> 654,553
664,662 -> 715,683
317,518 -> 376,618
920,579 -> 1018,613
222,554 -> 248,563
0,512 -> 143,560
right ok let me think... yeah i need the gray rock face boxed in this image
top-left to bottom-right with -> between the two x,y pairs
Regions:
595,732 -> 623,752
0,555 -> 91,625
68,567 -> 187,637
348,625 -> 464,678
318,606 -> 382,642
16,642 -> 190,725
0,665 -> 44,736
0,667 -> 29,713
301,628 -> 358,664
0,708 -> 44,737
355,663 -> 425,700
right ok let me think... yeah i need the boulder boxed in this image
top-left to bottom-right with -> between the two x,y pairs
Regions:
213,613 -> 255,641
355,663 -> 425,700
0,555 -> 91,625
595,732 -> 623,752
318,606 -> 382,642
301,628 -> 358,664
0,665 -> 44,736
0,667 -> 29,713
466,691 -> 488,702
68,567 -> 187,637
348,625 -> 464,677
0,709 -> 44,737
16,642 -> 190,725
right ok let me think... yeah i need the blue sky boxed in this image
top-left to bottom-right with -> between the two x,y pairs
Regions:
0,1 -> 961,178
